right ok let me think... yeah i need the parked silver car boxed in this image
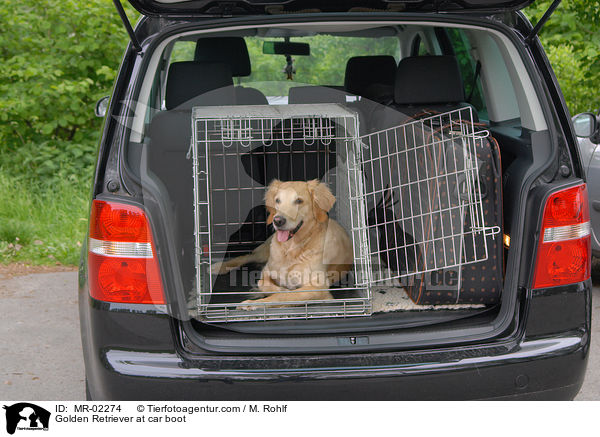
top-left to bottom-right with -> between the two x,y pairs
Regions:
573,110 -> 600,255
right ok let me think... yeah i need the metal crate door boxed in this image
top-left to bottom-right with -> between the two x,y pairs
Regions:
358,107 -> 499,285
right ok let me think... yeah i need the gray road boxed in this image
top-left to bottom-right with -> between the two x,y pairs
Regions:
0,271 -> 597,400
0,272 -> 85,400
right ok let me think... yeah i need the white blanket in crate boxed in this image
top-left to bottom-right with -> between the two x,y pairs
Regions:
371,287 -> 485,313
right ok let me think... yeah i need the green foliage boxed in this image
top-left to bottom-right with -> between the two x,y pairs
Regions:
446,28 -> 486,116
0,0 -> 137,265
0,173 -> 89,265
525,1 -> 600,114
0,0 -> 138,184
545,44 -> 589,113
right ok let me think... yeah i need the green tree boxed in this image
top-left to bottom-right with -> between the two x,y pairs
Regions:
525,0 -> 600,114
0,0 -> 138,183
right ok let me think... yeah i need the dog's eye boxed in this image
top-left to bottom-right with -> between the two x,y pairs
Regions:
275,198 -> 280,204
295,198 -> 303,204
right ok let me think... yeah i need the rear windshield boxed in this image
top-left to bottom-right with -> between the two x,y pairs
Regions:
131,22 -> 547,143
166,35 -> 400,100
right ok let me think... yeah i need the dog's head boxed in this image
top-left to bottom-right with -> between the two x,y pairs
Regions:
265,179 -> 335,242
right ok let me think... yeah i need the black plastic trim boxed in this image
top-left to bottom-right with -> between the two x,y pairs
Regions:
125,0 -> 536,18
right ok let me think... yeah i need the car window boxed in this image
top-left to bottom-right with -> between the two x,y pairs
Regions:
169,41 -> 196,63
411,34 -> 432,56
239,36 -> 400,98
130,24 -> 539,143
446,28 -> 488,120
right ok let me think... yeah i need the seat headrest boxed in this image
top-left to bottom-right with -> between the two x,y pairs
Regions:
394,56 -> 465,105
288,86 -> 347,104
194,37 -> 251,77
344,56 -> 397,97
165,61 -> 234,110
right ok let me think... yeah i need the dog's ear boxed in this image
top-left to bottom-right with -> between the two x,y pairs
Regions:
264,179 -> 281,225
307,179 -> 335,223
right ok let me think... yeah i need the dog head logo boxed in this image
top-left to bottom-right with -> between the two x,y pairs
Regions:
3,403 -> 50,435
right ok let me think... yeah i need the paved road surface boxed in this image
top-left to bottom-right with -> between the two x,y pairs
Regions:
0,271 -> 85,400
0,270 -> 597,400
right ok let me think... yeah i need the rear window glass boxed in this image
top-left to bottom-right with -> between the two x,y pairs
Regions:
239,36 -> 399,97
447,28 -> 488,120
170,41 -> 196,63
132,24 -> 534,143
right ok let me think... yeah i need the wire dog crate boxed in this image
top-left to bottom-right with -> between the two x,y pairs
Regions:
190,104 -> 498,323
191,104 -> 372,322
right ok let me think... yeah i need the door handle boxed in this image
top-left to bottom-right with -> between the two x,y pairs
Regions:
593,200 -> 600,212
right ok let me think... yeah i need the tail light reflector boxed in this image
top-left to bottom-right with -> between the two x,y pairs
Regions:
88,200 -> 165,304
532,184 -> 591,289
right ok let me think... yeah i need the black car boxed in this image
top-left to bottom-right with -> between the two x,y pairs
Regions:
80,0 -> 592,400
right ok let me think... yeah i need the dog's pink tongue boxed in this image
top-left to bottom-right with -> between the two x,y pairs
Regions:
276,230 -> 290,242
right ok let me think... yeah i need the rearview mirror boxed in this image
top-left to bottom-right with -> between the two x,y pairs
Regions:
263,41 -> 310,56
95,96 -> 109,118
572,112 -> 597,138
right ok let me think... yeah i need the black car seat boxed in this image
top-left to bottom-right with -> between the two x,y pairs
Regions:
195,37 -> 268,105
146,61 -> 235,264
343,55 -> 397,135
164,61 -> 235,109
344,55 -> 397,103
368,55 -> 475,131
392,55 -> 472,117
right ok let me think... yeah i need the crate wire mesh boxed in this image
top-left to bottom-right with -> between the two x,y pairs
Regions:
191,104 -> 499,322
359,107 -> 500,289
191,104 -> 372,322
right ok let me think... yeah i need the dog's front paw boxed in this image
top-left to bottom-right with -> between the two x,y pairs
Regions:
287,271 -> 303,289
237,299 -> 259,311
210,262 -> 223,275
238,297 -> 272,311
210,261 -> 232,275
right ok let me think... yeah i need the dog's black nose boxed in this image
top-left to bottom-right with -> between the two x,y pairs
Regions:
273,216 -> 286,227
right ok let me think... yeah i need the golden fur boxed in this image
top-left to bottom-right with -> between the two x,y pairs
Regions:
211,179 -> 353,309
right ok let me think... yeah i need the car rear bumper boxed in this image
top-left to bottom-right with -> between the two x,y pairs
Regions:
84,332 -> 587,400
80,279 -> 591,401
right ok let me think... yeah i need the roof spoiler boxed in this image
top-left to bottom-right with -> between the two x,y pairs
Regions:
525,0 -> 561,45
113,0 -> 142,53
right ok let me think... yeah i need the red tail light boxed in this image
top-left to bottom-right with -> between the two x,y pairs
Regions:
88,200 -> 165,304
532,184 -> 591,289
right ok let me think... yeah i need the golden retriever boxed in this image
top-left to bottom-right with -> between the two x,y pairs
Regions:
211,179 -> 353,309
